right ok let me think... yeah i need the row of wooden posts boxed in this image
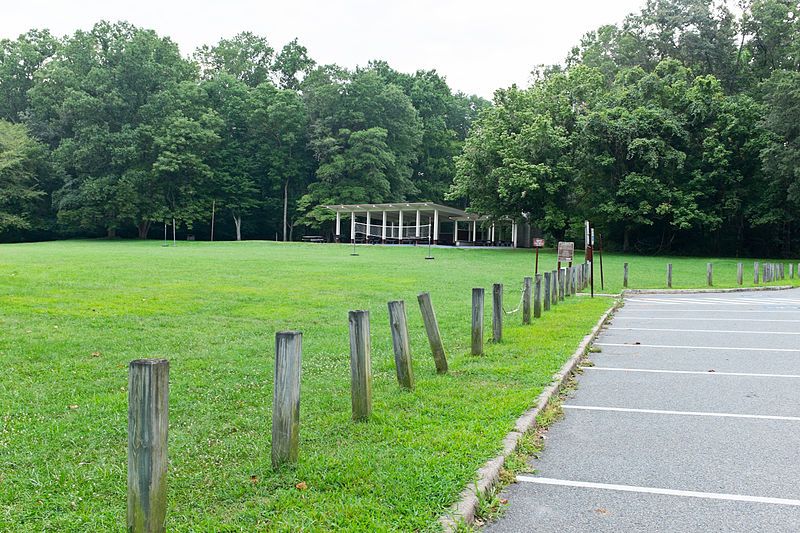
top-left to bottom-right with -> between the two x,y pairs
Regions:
125,262 -> 591,531
622,261 -> 799,288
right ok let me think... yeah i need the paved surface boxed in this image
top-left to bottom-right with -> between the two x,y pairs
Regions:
488,289 -> 800,532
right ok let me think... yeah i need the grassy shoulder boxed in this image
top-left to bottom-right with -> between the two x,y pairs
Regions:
0,241 -> 794,530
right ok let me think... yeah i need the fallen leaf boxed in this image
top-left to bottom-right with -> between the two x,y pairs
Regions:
499,498 -> 508,505
595,507 -> 609,515
708,369 -> 716,373
91,351 -> 101,357
249,475 -> 258,484
68,405 -> 79,410
295,481 -> 307,491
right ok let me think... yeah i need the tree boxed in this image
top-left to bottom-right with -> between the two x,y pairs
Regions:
0,29 -> 59,123
195,32 -> 274,87
0,121 -> 47,234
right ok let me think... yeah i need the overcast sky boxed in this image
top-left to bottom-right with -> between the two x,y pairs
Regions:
2,0 -> 647,98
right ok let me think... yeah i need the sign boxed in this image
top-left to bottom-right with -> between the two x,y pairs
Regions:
584,221 -> 590,250
557,241 -> 574,263
532,237 -> 545,248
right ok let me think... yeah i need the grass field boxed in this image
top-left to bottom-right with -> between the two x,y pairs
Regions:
0,241 -> 796,531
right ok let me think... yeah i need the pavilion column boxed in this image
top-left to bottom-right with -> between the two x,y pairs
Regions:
398,210 -> 404,242
472,221 -> 477,242
433,209 -> 439,244
381,211 -> 387,243
335,212 -> 341,243
366,211 -> 371,242
350,212 -> 356,243
415,210 -> 421,238
512,222 -> 518,248
453,220 -> 459,245
491,223 -> 496,244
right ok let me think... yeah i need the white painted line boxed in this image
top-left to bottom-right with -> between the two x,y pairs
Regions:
563,405 -> 800,422
515,477 -> 800,507
613,317 -> 800,323
619,308 -> 800,314
595,342 -> 800,353
609,327 -> 800,336
583,367 -> 800,379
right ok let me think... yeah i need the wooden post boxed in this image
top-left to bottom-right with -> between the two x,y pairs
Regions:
790,263 -> 794,280
754,262 -> 759,284
128,359 -> 169,533
533,274 -> 542,319
666,263 -> 673,288
492,283 -> 503,343
543,271 -> 551,311
550,270 -> 558,306
571,266 -> 577,295
388,301 -> 414,389
272,332 -> 302,467
417,292 -> 448,373
559,268 -> 566,301
348,311 -> 372,420
737,263 -> 743,286
471,288 -> 484,355
522,277 -> 532,324
707,263 -> 713,286
623,263 -> 629,288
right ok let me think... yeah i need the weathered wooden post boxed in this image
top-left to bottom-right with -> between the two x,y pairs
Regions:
417,292 -> 448,373
737,263 -> 743,285
623,263 -> 629,288
543,271 -> 551,311
471,288 -> 484,356
348,310 -> 372,420
571,266 -> 577,295
666,263 -> 673,288
707,263 -> 713,286
272,332 -> 302,467
550,270 -> 558,306
522,277 -> 532,324
781,263 -> 785,280
559,268 -> 566,301
533,274 -> 542,319
492,283 -> 503,343
128,359 -> 169,533
754,262 -> 760,284
388,301 -> 414,389
791,263 -> 795,280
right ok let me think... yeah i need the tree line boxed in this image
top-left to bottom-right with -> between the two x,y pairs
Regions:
0,22 -> 487,241
452,0 -> 800,256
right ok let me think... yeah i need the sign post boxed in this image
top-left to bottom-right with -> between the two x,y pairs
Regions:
533,237 -> 545,274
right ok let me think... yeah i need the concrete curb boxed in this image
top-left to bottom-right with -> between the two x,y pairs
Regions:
439,299 -> 623,531
622,285 -> 794,295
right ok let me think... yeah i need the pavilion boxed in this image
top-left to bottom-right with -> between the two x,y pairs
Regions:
324,202 -> 530,247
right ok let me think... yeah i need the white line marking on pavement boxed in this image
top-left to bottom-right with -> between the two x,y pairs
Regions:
620,309 -> 800,313
563,405 -> 800,422
515,477 -> 800,507
609,327 -> 800,335
595,342 -> 800,352
583,367 -> 800,378
613,317 -> 800,323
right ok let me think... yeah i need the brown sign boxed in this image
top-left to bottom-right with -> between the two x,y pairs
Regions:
557,241 -> 574,263
532,238 -> 545,248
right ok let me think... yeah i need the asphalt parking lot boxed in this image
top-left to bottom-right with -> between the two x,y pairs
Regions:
489,289 -> 800,532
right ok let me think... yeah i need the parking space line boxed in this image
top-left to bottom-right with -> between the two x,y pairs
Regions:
612,317 -> 800,323
583,367 -> 800,378
619,308 -> 799,313
608,327 -> 800,335
515,477 -> 800,507
595,343 -> 800,352
563,405 -> 800,421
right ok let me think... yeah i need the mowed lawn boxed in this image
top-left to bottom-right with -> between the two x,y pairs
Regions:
0,241 -> 795,531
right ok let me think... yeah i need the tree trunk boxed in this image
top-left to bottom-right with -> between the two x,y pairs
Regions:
233,215 -> 242,241
283,179 -> 289,242
137,221 -> 151,239
623,227 -> 630,252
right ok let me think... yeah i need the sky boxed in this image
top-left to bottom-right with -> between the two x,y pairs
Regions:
1,0 -> 647,98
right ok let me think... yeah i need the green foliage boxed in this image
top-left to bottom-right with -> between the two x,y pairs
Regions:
0,121 -> 47,232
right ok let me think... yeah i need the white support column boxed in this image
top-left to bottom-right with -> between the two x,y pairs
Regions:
433,209 -> 439,243
350,212 -> 356,243
335,211 -> 341,242
381,211 -> 387,242
472,221 -> 477,242
512,222 -> 518,248
365,211 -> 371,242
491,223 -> 496,244
398,210 -> 404,241
453,220 -> 458,245
415,210 -> 421,238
